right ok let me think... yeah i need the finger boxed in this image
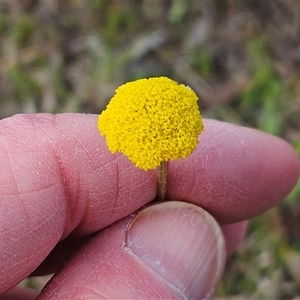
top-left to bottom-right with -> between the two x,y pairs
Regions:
168,119 -> 300,223
38,202 -> 226,299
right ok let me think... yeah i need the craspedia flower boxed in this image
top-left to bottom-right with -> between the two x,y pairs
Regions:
98,76 -> 204,171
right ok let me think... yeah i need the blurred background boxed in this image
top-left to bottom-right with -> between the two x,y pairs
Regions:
0,0 -> 300,298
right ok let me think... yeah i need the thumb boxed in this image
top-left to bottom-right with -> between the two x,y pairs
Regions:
39,202 -> 226,299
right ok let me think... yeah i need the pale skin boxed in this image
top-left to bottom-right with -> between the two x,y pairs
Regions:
0,114 -> 299,299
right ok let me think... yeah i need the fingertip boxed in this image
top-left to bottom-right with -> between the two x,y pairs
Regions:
168,120 -> 300,223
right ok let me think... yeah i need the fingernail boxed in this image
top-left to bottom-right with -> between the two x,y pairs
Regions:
125,201 -> 225,299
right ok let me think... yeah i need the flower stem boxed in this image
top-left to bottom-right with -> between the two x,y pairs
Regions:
158,161 -> 167,201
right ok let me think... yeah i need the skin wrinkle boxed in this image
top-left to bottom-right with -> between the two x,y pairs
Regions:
30,117 -> 64,197
39,115 -> 105,235
0,181 -> 62,197
29,114 -> 106,235
51,147 -> 72,235
68,174 -> 81,230
45,116 -> 76,236
124,250 -> 182,299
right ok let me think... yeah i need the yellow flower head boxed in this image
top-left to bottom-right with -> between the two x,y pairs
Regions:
98,77 -> 204,170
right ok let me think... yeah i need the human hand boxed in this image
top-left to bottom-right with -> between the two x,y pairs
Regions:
0,114 -> 299,299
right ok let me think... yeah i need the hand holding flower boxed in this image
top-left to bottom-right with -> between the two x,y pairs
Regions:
0,113 -> 298,298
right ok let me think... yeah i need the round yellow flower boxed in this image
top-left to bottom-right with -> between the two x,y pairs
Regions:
98,77 -> 204,170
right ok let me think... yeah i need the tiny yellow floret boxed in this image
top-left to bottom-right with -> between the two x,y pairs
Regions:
97,77 -> 204,170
